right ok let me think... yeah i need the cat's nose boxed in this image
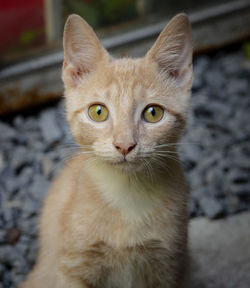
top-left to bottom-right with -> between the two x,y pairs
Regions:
114,142 -> 137,156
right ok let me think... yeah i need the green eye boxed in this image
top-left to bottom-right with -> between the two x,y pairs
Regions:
143,105 -> 164,123
88,104 -> 109,122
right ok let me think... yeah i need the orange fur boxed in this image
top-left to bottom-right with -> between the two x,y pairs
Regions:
21,13 -> 193,288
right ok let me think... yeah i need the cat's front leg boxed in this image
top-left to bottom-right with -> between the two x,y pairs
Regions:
21,265 -> 90,288
55,270 -> 90,288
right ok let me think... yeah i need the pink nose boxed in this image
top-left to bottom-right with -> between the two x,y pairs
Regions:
114,142 -> 137,156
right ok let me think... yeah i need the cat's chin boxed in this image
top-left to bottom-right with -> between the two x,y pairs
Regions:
108,159 -> 144,174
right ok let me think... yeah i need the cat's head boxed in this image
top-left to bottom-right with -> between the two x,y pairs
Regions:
62,14 -> 193,173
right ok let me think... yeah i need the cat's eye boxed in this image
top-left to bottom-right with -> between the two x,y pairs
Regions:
88,104 -> 109,122
143,105 -> 164,123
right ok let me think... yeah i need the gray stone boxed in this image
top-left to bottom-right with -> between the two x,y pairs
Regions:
191,92 -> 210,111
0,229 -> 5,244
27,242 -> 38,265
232,157 -> 250,169
23,117 -> 39,132
187,169 -> 203,190
204,169 -> 224,197
205,68 -> 225,90
25,132 -> 43,149
192,71 -> 203,90
220,52 -> 244,75
13,116 -> 24,129
21,197 -> 39,218
34,151 -> 44,163
0,153 -> 4,174
1,176 -> 18,200
189,212 -> 250,288
0,245 -> 17,264
225,169 -> 250,196
227,118 -> 245,141
10,273 -> 26,288
16,240 -> 28,257
224,194 -> 243,215
0,122 -> 16,141
19,217 -> 38,237
195,152 -> 220,175
18,167 -> 33,188
199,196 -> 223,219
1,272 -> 12,288
180,144 -> 203,169
188,200 -> 197,217
41,157 -> 55,178
226,78 -> 249,96
209,101 -> 232,118
39,109 -> 63,145
227,169 -> 249,183
185,125 -> 209,148
230,183 -> 250,197
192,187 -> 211,201
48,150 -> 60,161
11,146 -> 33,170
2,206 -> 14,227
28,175 -> 49,202
32,140 -> 44,152
18,234 -> 32,244
194,56 -> 210,76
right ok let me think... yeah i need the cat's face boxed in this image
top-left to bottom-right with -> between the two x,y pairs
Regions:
62,14 -> 193,173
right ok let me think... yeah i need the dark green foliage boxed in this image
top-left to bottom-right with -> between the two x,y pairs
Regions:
63,0 -> 137,28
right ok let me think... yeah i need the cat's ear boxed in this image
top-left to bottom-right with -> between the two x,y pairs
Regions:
62,14 -> 108,87
146,13 -> 193,89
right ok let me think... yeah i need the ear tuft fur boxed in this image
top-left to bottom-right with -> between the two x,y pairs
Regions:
146,13 -> 193,88
62,14 -> 108,87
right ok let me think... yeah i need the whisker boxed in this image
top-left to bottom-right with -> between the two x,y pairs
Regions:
153,158 -> 175,179
153,151 -> 181,155
153,142 -> 198,149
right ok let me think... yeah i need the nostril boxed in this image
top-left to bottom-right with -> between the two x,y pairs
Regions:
115,145 -> 121,151
128,144 -> 136,153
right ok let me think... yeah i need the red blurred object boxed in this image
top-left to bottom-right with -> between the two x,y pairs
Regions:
0,0 -> 45,55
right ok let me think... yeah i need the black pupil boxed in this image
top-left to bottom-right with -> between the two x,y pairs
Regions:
97,106 -> 102,115
149,107 -> 156,116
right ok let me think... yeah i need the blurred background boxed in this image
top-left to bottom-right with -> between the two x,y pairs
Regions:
0,0 -> 250,287
0,0 -> 241,58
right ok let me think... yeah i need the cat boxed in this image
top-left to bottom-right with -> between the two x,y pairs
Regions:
21,12 -> 193,288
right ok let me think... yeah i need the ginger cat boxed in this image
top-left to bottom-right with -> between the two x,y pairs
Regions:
22,13 -> 193,288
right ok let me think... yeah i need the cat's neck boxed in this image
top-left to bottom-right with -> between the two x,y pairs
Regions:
85,159 -> 184,222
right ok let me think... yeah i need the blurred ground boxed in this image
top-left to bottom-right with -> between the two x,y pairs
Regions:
189,211 -> 250,288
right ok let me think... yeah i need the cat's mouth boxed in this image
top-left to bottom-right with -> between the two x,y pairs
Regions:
109,157 -> 144,173
112,158 -> 133,165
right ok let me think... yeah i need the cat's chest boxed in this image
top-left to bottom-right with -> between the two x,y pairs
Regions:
83,239 -> 168,288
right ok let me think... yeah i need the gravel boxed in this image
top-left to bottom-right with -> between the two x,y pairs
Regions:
0,47 -> 250,287
39,109 -> 63,145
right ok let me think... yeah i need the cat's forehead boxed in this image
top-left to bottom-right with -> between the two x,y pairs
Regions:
86,57 -> 170,106
106,58 -> 148,81
111,58 -> 144,73
98,58 -> 149,101
101,58 -> 153,91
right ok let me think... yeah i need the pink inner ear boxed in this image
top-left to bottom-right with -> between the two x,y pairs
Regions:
63,64 -> 90,87
169,69 -> 179,79
71,66 -> 91,83
76,66 -> 90,76
75,69 -> 83,79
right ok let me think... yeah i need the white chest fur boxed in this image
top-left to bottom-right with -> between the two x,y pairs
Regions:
88,162 -> 167,222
